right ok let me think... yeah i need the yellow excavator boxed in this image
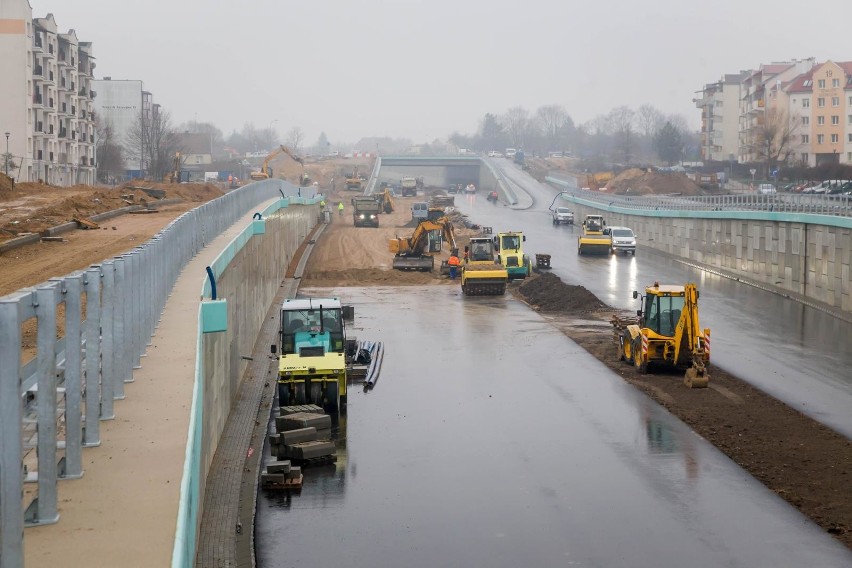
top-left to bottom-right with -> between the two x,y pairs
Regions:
615,282 -> 711,388
250,145 -> 304,181
375,188 -> 394,213
578,214 -> 612,255
461,236 -> 508,295
389,216 -> 456,272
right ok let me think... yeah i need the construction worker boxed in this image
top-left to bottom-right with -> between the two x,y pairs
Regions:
447,252 -> 461,280
463,245 -> 470,264
338,201 -> 344,216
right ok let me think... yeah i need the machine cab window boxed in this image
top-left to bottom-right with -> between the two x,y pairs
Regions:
643,293 -> 685,336
280,306 -> 344,355
499,234 -> 523,251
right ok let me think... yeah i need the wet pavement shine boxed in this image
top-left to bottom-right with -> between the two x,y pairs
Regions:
255,286 -> 852,568
460,161 -> 852,438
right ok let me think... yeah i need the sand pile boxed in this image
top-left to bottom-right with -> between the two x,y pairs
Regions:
606,168 -> 702,196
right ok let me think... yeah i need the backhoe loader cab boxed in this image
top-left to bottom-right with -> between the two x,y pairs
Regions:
272,298 -> 347,412
617,283 -> 711,388
493,231 -> 531,280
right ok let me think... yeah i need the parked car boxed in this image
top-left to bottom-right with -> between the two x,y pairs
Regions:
447,184 -> 459,194
411,202 -> 429,221
609,227 -> 637,255
464,183 -> 477,194
487,150 -> 503,158
757,183 -> 777,195
551,206 -> 574,225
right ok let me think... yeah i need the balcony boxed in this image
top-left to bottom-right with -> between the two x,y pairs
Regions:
89,134 -> 95,143
80,157 -> 87,166
34,64 -> 43,77
60,102 -> 67,115
90,90 -> 96,99
33,36 -> 43,52
59,153 -> 68,165
78,88 -> 88,97
33,93 -> 43,106
49,151 -> 54,162
59,128 -> 67,139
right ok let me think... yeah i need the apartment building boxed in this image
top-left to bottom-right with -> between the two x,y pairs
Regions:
0,3 -> 96,184
694,73 -> 747,162
91,78 -> 154,176
785,61 -> 852,166
738,58 -> 816,164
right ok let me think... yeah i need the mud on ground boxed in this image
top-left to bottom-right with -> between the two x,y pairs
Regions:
516,272 -> 852,548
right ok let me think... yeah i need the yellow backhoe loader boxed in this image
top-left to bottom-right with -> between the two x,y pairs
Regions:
389,216 -> 457,272
375,188 -> 394,213
250,145 -> 304,181
615,282 -> 711,388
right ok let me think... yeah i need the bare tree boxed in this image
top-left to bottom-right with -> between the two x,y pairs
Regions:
286,126 -> 305,154
635,104 -> 665,138
500,106 -> 530,148
95,117 -> 124,182
607,106 -> 636,163
124,107 -> 180,180
755,107 -> 798,176
536,105 -> 567,150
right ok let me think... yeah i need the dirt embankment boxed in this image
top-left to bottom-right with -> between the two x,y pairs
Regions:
516,272 -> 852,548
605,168 -> 702,196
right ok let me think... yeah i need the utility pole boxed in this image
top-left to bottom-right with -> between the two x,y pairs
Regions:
4,132 -> 9,176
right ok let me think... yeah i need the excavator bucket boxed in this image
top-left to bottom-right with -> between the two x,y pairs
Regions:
684,365 -> 709,388
393,255 -> 434,272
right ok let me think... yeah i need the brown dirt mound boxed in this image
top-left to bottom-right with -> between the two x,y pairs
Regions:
606,168 -> 702,196
517,272 -> 609,313
0,173 -> 14,194
302,268 -> 447,287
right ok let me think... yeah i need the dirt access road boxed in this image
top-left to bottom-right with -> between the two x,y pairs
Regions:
303,197 -> 852,550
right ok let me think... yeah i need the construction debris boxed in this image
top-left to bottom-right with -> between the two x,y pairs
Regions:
72,216 -> 99,230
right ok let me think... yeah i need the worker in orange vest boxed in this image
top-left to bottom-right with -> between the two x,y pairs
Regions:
447,252 -> 461,280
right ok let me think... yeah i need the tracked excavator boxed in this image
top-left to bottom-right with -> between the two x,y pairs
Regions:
461,237 -> 508,295
389,216 -> 457,272
250,145 -> 304,181
577,214 -> 612,255
615,282 -> 711,388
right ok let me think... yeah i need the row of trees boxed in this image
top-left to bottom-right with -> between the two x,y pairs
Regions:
449,104 -> 699,166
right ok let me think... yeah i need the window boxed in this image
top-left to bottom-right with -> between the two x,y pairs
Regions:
818,97 -> 825,107
818,79 -> 825,88
832,116 -> 839,125
848,152 -> 852,162
849,96 -> 852,105
817,134 -> 825,144
818,116 -> 825,125
802,116 -> 810,125
831,134 -> 839,143
801,134 -> 809,143
801,153 -> 809,163
832,78 -> 840,88
832,96 -> 840,107
848,134 -> 852,143
803,98 -> 810,108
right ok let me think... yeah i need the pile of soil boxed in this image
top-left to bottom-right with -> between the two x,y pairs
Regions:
517,272 -> 608,313
606,168 -> 702,196
302,268 -> 445,287
0,173 -> 13,194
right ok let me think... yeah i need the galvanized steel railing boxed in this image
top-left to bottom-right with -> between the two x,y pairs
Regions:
546,175 -> 852,219
0,180 -> 283,568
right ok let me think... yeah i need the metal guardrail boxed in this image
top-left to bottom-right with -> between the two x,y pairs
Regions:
0,179 -> 284,568
546,176 -> 852,221
481,158 -> 518,205
364,157 -> 381,196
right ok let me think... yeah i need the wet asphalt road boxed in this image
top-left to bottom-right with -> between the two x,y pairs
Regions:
255,286 -> 852,568
464,159 -> 852,438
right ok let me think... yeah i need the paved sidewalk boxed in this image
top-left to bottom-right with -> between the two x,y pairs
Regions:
24,200 -> 278,568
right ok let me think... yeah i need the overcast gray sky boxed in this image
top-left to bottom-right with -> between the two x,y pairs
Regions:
37,0 -> 852,145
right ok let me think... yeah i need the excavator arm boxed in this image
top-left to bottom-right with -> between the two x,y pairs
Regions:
251,145 -> 304,180
390,216 -> 455,271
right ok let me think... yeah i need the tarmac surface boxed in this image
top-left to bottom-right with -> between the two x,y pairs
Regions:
470,159 -> 852,438
255,286 -> 852,568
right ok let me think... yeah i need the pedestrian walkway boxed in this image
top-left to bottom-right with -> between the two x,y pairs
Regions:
24,200 -> 278,568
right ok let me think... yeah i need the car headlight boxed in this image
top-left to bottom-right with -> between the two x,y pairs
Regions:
369,214 -> 376,218
359,214 -> 365,219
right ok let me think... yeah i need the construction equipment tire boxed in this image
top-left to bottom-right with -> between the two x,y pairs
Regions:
633,337 -> 647,374
294,383 -> 307,405
621,333 -> 634,364
324,381 -> 339,413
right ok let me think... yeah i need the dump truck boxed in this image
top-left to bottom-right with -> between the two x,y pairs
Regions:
615,282 -> 711,388
461,237 -> 508,295
271,297 -> 349,412
390,216 -> 456,271
577,215 -> 612,255
352,196 -> 380,227
494,231 -> 531,280
400,176 -> 418,196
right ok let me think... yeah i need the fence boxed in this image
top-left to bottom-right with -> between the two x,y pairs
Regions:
0,179 -> 286,568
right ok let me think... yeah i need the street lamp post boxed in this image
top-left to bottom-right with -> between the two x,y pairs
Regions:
4,132 -> 9,176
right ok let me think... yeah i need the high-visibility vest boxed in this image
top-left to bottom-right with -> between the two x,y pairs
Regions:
448,256 -> 460,266
338,203 -> 344,211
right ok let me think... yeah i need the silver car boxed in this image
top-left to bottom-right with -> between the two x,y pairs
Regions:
551,206 -> 574,225
609,226 -> 636,255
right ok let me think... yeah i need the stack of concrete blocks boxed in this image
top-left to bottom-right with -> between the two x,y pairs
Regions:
262,405 -> 337,489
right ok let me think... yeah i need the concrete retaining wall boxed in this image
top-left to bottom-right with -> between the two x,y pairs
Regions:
200,204 -> 316,473
565,200 -> 852,313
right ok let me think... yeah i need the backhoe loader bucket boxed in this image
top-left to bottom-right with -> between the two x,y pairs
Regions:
684,362 -> 709,388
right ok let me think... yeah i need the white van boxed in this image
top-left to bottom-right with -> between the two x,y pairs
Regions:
505,148 -> 517,159
412,202 -> 429,221
757,183 -> 777,195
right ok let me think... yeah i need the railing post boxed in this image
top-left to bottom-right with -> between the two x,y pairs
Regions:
28,284 -> 60,526
0,299 -> 24,567
83,267 -> 101,446
112,257 -> 128,397
100,261 -> 115,419
61,276 -> 84,479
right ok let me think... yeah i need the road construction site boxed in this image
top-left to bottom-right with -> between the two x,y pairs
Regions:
254,162 -> 852,567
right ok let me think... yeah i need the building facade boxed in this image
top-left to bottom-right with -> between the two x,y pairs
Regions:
91,78 -> 154,176
0,3 -> 96,184
695,73 -> 747,162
